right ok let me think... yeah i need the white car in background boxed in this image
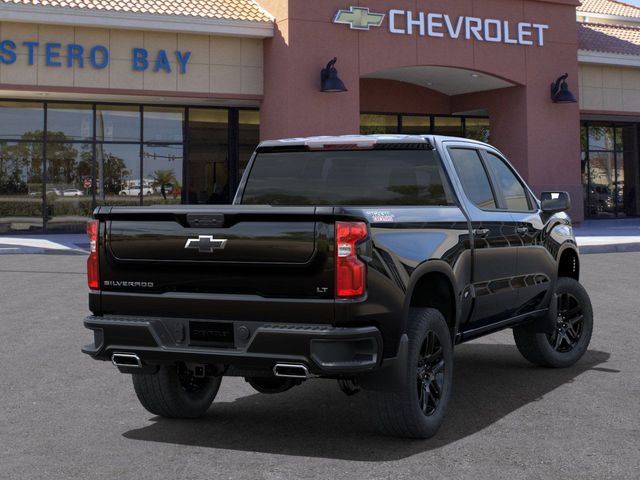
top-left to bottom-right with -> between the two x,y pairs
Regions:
62,188 -> 85,197
30,188 -> 62,197
119,187 -> 154,196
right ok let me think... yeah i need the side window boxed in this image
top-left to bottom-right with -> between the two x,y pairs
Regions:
484,152 -> 532,211
448,148 -> 497,209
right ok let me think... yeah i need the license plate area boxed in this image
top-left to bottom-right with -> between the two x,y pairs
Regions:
189,321 -> 235,347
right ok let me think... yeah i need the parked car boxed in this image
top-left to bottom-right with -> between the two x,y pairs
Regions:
30,188 -> 61,197
62,188 -> 85,197
118,187 -> 153,196
82,135 -> 593,439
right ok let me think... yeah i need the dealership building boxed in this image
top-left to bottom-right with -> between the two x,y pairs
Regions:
1,0 -> 640,231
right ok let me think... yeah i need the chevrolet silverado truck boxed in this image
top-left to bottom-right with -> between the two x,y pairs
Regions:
82,135 -> 593,439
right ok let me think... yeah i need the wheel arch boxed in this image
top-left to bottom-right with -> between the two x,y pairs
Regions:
403,260 -> 459,343
558,244 -> 580,281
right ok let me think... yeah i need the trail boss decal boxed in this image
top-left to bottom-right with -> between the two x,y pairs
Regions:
366,210 -> 395,223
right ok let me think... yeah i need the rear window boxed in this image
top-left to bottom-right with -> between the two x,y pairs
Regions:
240,150 -> 454,206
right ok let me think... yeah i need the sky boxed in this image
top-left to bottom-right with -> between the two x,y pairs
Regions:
621,0 -> 640,6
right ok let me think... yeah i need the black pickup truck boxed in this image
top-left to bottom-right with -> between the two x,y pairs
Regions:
82,135 -> 593,439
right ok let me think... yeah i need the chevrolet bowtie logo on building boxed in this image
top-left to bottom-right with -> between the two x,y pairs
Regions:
334,6 -> 385,31
184,235 -> 227,253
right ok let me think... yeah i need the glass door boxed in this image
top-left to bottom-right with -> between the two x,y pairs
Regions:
186,109 -> 229,204
582,123 -> 639,218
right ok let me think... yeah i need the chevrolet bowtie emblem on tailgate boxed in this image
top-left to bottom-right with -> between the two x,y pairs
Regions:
184,235 -> 227,253
334,6 -> 385,30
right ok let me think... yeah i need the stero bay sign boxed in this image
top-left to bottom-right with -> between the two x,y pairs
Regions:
334,6 -> 549,46
0,40 -> 192,73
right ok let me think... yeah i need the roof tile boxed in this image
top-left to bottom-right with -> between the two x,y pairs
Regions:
0,0 -> 274,22
578,22 -> 640,55
578,0 -> 640,19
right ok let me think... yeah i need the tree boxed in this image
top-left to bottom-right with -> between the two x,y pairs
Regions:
151,169 -> 176,200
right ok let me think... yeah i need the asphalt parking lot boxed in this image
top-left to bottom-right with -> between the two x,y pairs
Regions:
1,253 -> 639,480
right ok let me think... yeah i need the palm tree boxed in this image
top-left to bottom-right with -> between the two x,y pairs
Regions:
151,169 -> 176,200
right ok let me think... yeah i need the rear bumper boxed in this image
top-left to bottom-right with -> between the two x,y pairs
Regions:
82,315 -> 382,376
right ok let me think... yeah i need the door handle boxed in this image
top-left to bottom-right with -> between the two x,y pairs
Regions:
473,228 -> 490,238
516,227 -> 529,236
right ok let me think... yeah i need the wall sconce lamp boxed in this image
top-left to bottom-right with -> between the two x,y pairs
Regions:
550,73 -> 577,103
321,57 -> 348,92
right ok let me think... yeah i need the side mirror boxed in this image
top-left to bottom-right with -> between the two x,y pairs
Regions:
541,191 -> 571,214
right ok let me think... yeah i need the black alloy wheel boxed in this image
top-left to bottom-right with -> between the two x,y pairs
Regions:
547,292 -> 584,353
513,277 -> 593,368
417,330 -> 445,416
367,308 -> 453,438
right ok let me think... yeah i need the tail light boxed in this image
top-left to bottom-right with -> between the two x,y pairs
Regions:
335,221 -> 367,297
87,220 -> 99,290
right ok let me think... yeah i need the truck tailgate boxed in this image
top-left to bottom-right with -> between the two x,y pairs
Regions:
95,206 -> 336,318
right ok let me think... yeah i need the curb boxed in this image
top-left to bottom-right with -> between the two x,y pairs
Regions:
578,242 -> 640,254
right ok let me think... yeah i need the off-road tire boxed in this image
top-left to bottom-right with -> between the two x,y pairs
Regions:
132,364 -> 222,418
513,277 -> 593,368
367,308 -> 453,439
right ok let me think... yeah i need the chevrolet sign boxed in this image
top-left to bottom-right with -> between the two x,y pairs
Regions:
334,6 -> 385,30
333,6 -> 549,46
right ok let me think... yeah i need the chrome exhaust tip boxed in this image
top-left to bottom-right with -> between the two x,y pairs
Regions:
273,363 -> 310,379
111,352 -> 142,368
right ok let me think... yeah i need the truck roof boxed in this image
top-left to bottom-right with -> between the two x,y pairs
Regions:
257,134 -> 490,149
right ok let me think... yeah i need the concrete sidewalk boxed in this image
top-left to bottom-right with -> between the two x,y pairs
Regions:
1,219 -> 639,255
574,218 -> 640,253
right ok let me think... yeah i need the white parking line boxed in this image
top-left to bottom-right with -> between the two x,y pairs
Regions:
0,237 -> 71,250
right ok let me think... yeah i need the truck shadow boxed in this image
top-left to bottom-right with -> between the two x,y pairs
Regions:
123,344 -> 611,461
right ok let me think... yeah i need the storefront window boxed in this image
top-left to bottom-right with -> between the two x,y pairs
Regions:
361,113 -> 490,141
360,114 -> 398,134
239,110 -> 260,177
0,100 -> 258,230
47,104 -> 93,141
582,122 -> 639,218
96,105 -> 141,142
434,116 -> 463,137
0,101 -> 44,140
187,109 -> 229,204
46,143 -> 93,229
588,126 -> 614,151
143,145 -> 183,205
0,141 -> 43,232
96,143 -> 141,207
144,107 -> 184,143
401,115 -> 430,135
465,117 -> 490,142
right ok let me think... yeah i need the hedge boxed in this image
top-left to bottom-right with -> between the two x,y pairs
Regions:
0,196 -> 180,217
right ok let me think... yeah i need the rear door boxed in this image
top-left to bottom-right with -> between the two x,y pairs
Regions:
444,144 -> 520,331
480,150 -> 556,314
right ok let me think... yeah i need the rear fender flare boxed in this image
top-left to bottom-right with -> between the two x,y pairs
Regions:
401,260 -> 460,340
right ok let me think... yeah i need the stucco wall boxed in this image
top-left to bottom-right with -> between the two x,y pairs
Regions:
0,22 -> 263,96
579,63 -> 640,113
260,0 -> 582,219
360,78 -> 450,114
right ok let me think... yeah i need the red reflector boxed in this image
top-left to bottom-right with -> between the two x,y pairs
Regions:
87,220 -> 99,290
335,221 -> 367,297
